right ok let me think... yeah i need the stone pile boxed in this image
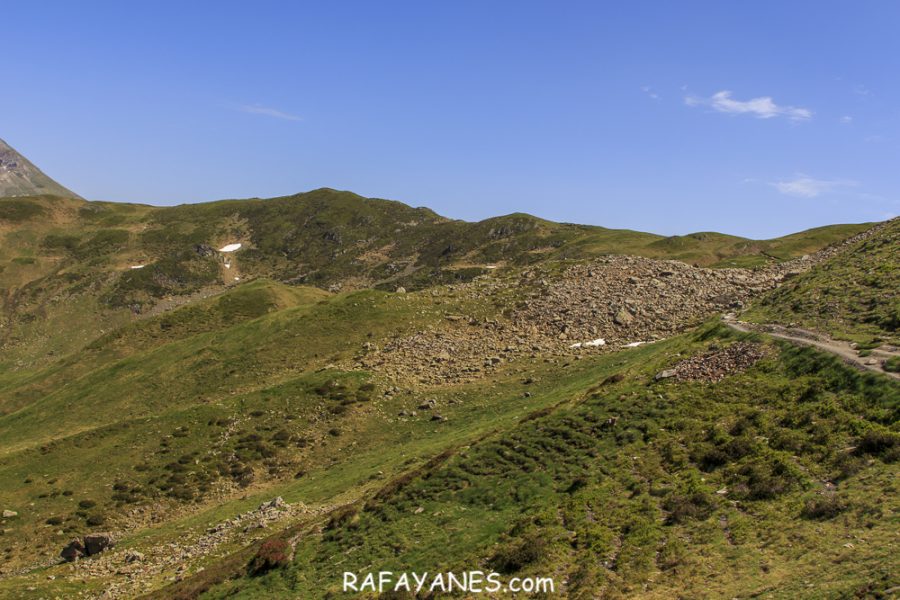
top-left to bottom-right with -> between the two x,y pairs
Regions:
659,342 -> 769,383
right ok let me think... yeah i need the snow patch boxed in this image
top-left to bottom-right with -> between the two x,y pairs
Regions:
219,243 -> 242,253
570,338 -> 606,349
129,265 -> 145,270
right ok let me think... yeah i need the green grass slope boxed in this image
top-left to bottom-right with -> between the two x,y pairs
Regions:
747,218 -> 899,345
0,191 -> 890,598
145,325 -> 899,600
0,266 -> 895,598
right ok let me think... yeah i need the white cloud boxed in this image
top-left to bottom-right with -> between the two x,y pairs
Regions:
641,85 -> 659,100
685,90 -> 812,121
840,115 -> 853,124
771,174 -> 857,198
240,104 -> 302,121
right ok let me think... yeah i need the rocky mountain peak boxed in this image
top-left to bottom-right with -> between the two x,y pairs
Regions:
0,138 -> 81,199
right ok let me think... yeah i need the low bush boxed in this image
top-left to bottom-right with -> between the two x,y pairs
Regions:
488,534 -> 546,574
801,495 -> 846,520
248,538 -> 291,575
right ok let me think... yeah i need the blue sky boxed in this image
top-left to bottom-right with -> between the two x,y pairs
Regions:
3,1 -> 898,238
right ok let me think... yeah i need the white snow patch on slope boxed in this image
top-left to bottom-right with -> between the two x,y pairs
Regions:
570,338 -> 606,349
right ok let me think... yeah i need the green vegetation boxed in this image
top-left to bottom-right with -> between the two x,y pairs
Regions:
0,198 -> 47,222
166,326 -> 899,600
0,190 -> 868,372
747,219 -> 899,345
0,190 -> 893,599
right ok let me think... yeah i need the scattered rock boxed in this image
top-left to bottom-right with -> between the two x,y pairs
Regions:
356,254 -> 799,385
655,369 -> 677,380
1,510 -> 17,518
193,244 -> 216,258
258,497 -> 287,511
124,550 -> 145,563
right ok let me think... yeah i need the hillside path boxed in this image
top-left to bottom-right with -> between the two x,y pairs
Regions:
722,317 -> 900,381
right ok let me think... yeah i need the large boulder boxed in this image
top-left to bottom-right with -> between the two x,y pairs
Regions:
60,539 -> 85,562
655,369 -> 677,381
84,533 -> 114,556
614,307 -> 634,326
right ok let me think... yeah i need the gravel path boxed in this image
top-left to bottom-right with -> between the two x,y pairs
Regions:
723,318 -> 899,380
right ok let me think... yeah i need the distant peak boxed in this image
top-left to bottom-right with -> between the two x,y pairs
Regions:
0,138 -> 82,199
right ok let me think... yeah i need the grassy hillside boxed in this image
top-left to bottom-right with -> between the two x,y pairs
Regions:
747,218 -> 899,345
0,298 -> 896,598
0,191 -> 892,599
146,327 -> 898,599
0,190 -> 870,372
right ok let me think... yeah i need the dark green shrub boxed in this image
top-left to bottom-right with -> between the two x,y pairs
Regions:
663,492 -> 714,524
855,430 -> 899,460
325,504 -> 360,531
801,495 -> 846,520
488,534 -> 546,574
86,514 -> 106,527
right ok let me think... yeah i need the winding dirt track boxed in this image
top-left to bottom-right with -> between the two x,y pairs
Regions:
723,319 -> 900,381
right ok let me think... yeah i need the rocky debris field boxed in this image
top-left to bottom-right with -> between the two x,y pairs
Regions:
356,256 -> 785,385
56,497 -> 312,599
354,221 -> 890,386
655,341 -> 769,383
